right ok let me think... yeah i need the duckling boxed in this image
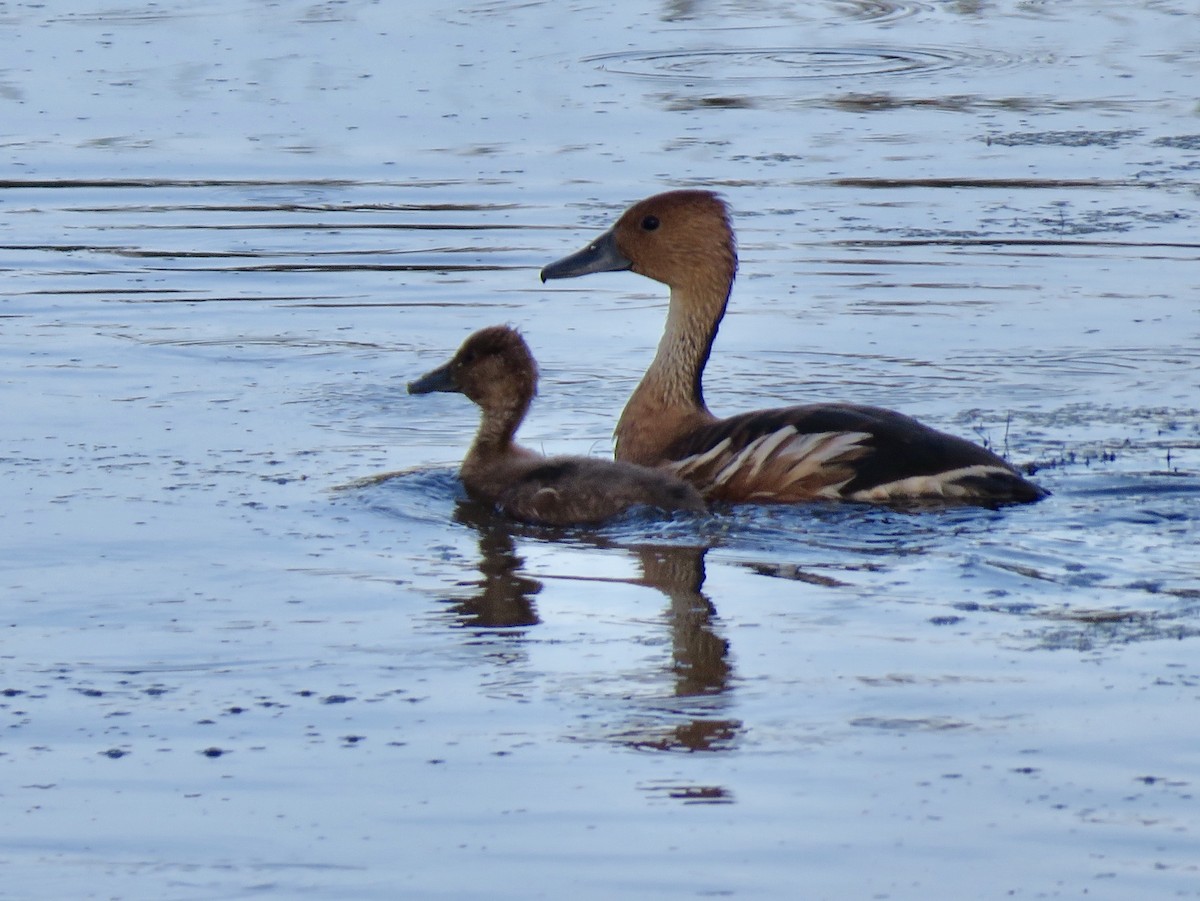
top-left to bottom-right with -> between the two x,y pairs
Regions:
407,325 -> 706,526
541,189 -> 1047,505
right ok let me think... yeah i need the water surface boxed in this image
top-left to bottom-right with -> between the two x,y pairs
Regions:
2,1 -> 1198,899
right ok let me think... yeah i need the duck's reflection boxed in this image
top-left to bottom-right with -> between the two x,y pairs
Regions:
635,544 -> 730,698
451,503 -> 741,754
620,544 -> 740,753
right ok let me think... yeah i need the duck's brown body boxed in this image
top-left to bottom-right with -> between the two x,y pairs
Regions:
408,325 -> 706,526
541,190 -> 1046,505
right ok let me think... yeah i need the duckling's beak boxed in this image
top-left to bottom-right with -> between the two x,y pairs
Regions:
540,227 -> 632,282
407,361 -> 459,395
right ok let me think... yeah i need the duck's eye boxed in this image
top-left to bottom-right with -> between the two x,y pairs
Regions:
641,215 -> 660,232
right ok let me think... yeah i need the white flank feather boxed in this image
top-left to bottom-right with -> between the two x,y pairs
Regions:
849,464 -> 1014,501
672,436 -> 733,477
670,428 -> 872,496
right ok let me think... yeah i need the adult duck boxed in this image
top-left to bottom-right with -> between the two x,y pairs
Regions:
540,190 -> 1046,505
408,325 -> 706,526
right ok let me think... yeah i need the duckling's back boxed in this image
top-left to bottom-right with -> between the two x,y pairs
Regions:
497,457 -> 705,527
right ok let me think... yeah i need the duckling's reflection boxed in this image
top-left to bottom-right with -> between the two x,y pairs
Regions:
448,500 -> 541,628
452,502 -> 740,753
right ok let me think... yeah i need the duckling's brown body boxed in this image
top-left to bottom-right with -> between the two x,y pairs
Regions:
408,325 -> 706,526
541,189 -> 1047,506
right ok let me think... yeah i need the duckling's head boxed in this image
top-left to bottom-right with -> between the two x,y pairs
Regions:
541,190 -> 737,292
408,325 -> 538,412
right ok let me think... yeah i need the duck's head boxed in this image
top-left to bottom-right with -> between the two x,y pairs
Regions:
540,190 -> 737,291
408,325 -> 538,412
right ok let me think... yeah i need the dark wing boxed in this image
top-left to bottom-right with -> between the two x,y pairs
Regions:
661,404 -> 1046,504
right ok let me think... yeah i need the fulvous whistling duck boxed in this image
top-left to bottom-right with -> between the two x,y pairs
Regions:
408,325 -> 706,526
540,190 -> 1047,506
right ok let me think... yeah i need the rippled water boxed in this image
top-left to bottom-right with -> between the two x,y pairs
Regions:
3,1 -> 1199,899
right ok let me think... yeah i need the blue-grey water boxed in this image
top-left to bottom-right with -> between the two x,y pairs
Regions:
2,2 -> 1199,899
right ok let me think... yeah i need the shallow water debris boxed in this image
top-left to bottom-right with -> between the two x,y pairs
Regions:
674,787 -> 732,804
1035,606 -> 1148,624
850,716 -> 971,732
744,562 -> 848,586
930,615 -> 966,626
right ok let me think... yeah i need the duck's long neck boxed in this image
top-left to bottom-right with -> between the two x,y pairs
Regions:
467,393 -> 530,461
616,278 -> 731,464
645,283 -> 727,411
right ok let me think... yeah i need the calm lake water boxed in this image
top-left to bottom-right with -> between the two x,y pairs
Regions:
3,1 -> 1199,898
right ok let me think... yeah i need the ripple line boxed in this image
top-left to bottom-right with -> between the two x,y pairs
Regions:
586,45 -> 1023,83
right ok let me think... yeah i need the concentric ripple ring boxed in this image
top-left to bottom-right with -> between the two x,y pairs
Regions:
585,45 -> 1014,82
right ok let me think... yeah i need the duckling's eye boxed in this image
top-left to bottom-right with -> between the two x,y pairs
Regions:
640,215 -> 660,232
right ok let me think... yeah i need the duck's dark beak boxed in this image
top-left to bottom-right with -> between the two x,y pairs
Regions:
540,227 -> 632,282
407,360 -> 459,395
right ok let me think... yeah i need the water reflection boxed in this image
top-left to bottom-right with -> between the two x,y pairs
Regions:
450,503 -> 740,754
635,544 -> 730,698
447,501 -> 542,629
610,543 -> 741,754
